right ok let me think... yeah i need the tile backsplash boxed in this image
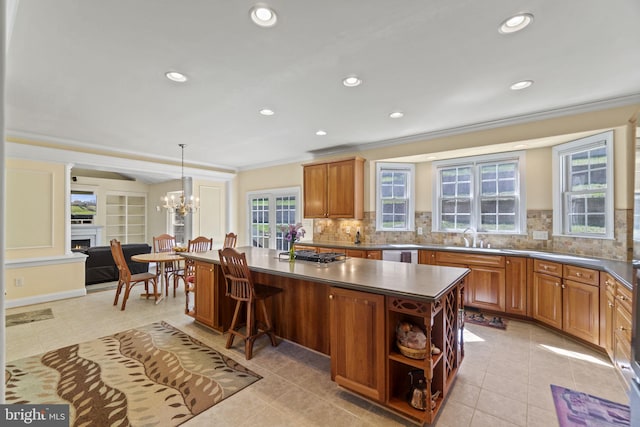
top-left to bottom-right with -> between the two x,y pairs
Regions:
311,209 -> 633,261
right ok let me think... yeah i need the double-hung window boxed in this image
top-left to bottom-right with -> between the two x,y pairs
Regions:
433,152 -> 525,233
376,163 -> 415,231
552,131 -> 614,238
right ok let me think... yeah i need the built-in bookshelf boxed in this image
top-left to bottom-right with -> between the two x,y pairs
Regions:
105,192 -> 147,244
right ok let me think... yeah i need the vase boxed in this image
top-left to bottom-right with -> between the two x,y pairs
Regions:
289,242 -> 295,261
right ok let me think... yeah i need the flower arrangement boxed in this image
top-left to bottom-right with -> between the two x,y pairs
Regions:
282,223 -> 305,261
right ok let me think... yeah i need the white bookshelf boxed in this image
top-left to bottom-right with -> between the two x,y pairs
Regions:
105,192 -> 147,244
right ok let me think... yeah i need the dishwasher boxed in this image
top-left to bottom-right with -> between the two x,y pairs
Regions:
382,250 -> 418,263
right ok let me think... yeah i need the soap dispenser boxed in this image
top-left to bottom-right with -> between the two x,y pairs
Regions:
355,227 -> 361,244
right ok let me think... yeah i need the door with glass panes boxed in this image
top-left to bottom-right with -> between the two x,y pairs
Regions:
249,191 -> 300,251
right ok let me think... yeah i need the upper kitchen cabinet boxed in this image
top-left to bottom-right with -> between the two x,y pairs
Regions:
303,157 -> 364,219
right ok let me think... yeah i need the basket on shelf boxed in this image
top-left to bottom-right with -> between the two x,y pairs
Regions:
396,341 -> 427,360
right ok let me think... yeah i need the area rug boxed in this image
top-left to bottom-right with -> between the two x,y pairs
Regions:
6,308 -> 54,327
551,384 -> 630,427
464,310 -> 507,330
4,321 -> 262,426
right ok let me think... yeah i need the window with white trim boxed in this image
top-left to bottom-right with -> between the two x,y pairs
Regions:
552,131 -> 614,238
376,163 -> 415,231
433,152 -> 525,233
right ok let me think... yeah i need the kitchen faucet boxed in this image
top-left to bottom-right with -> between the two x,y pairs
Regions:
462,227 -> 477,248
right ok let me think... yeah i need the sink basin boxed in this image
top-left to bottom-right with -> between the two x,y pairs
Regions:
388,244 -> 422,248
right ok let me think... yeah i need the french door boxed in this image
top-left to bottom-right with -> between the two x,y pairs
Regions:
248,189 -> 300,251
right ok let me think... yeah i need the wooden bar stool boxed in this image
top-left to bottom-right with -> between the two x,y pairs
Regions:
218,247 -> 282,359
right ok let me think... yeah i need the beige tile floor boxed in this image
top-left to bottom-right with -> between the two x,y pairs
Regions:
5,285 -> 631,426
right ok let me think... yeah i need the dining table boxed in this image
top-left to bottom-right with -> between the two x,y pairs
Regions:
131,252 -> 185,302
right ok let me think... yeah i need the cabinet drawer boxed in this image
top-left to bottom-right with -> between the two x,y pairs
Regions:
533,259 -> 562,277
563,265 -> 599,286
615,303 -> 632,343
435,251 -> 504,268
616,284 -> 633,314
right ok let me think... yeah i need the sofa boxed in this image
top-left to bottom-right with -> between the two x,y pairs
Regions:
85,243 -> 152,285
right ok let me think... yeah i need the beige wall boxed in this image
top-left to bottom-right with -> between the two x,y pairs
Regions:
235,105 -> 639,242
5,158 -> 85,303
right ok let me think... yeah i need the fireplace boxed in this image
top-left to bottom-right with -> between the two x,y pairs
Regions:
71,238 -> 91,252
71,225 -> 103,251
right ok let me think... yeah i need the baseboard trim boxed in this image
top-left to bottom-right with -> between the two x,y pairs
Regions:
6,288 -> 87,308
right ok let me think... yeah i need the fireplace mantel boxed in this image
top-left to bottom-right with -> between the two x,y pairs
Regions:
71,225 -> 103,249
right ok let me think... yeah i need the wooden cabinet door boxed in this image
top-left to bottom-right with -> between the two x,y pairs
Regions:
505,257 -> 527,316
366,250 -> 382,260
418,250 -> 436,265
303,163 -> 327,218
346,249 -> 366,258
194,261 -> 215,328
562,279 -> 599,345
532,272 -> 563,329
327,159 -> 363,219
329,287 -> 385,402
466,266 -> 506,312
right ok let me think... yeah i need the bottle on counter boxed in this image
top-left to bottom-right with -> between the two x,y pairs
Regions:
355,227 -> 361,244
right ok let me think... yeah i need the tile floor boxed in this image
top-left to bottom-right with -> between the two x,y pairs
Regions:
5,285 -> 631,426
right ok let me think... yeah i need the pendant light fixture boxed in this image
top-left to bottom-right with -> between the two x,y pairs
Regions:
162,144 -> 199,216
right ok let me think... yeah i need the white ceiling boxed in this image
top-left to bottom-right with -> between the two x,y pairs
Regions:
6,1 -> 640,175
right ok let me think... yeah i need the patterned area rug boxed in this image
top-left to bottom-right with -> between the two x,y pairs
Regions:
464,310 -> 507,330
6,308 -> 54,327
551,384 -> 630,426
4,321 -> 262,426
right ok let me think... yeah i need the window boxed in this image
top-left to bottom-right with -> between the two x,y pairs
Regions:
433,152 -> 525,233
552,131 -> 614,238
376,163 -> 415,231
247,188 -> 301,250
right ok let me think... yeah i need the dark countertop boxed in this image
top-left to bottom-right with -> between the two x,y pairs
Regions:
183,246 -> 470,303
296,241 -> 635,289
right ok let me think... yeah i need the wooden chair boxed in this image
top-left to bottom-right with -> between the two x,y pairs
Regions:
183,236 -> 213,315
110,239 -> 158,310
223,232 -> 238,248
153,234 -> 178,296
218,247 -> 282,359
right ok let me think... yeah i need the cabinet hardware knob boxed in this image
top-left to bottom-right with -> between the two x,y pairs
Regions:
576,272 -> 582,277
608,302 -> 614,308
555,282 -> 560,287
561,284 -> 566,289
329,294 -> 333,299
618,326 -> 628,331
618,295 -> 626,301
506,260 -> 510,264
544,266 -> 549,270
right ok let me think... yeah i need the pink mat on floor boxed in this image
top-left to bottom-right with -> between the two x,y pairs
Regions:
551,384 -> 630,427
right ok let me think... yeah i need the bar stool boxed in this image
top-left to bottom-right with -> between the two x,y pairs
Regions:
218,247 -> 282,359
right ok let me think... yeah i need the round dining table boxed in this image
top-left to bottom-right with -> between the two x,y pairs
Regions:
131,252 -> 185,302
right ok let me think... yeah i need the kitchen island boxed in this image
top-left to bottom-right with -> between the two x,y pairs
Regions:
183,246 -> 470,425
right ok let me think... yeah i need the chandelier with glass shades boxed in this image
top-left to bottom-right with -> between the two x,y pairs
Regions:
162,144 -> 199,216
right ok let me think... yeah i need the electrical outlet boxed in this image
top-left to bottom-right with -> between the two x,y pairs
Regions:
417,227 -> 423,235
532,230 -> 548,240
345,226 -> 351,235
14,277 -> 24,287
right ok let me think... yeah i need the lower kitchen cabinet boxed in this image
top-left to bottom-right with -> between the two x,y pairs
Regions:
563,279 -> 599,344
532,272 -> 563,330
505,257 -> 527,316
194,261 -> 215,328
329,287 -> 386,402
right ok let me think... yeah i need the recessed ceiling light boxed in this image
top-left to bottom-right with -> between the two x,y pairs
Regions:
165,71 -> 188,83
250,5 -> 277,27
389,111 -> 404,119
342,76 -> 362,87
259,108 -> 275,116
316,130 -> 327,136
510,80 -> 533,90
499,13 -> 534,34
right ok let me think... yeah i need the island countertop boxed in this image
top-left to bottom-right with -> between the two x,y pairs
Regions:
182,246 -> 470,302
